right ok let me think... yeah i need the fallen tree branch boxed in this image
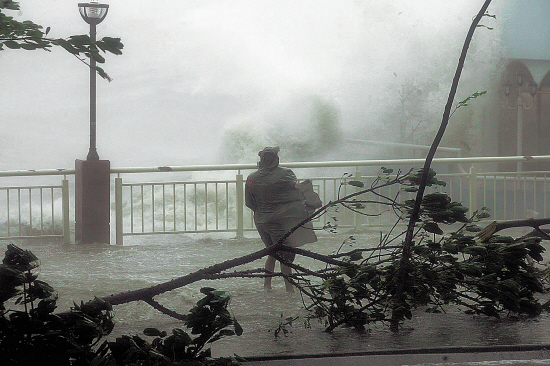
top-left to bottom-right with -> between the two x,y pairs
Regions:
101,245 -> 274,305
96,170 -> 410,317
476,218 -> 550,241
100,243 -> 358,307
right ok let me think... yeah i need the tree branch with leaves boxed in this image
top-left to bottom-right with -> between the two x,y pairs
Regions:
0,0 -> 123,80
393,0 -> 494,331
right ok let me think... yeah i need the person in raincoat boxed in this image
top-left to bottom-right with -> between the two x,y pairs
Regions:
245,146 -> 317,292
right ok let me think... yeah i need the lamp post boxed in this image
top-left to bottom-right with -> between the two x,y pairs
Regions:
503,72 -> 538,172
78,1 -> 109,161
75,1 -> 111,245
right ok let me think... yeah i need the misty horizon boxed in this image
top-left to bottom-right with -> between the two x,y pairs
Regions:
1,1 -> 508,170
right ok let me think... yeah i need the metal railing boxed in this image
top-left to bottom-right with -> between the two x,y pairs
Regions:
113,174 -> 359,245
1,156 -> 550,245
0,170 -> 73,244
111,155 -> 550,245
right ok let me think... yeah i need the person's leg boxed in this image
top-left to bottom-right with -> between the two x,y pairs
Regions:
256,223 -> 276,290
264,255 -> 276,291
259,221 -> 295,292
280,262 -> 294,293
279,251 -> 296,293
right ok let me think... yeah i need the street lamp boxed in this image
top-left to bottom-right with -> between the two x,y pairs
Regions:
78,1 -> 109,161
503,71 -> 538,172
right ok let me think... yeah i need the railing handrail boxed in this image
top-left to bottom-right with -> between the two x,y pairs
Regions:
0,169 -> 75,177
110,155 -> 550,174
3,155 -> 550,178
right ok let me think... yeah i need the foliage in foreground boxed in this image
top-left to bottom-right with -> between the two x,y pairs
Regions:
297,168 -> 547,332
0,244 -> 242,365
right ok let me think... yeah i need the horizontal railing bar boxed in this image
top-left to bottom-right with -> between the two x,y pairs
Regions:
123,177 -> 361,186
0,185 -> 63,190
113,164 -> 257,174
111,156 -> 550,174
480,172 -> 550,177
0,169 -> 75,177
2,156 -> 550,178
123,228 -> 258,236
0,235 -> 63,240
122,180 -> 236,186
438,173 -> 549,180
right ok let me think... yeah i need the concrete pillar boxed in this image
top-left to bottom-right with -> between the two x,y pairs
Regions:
75,159 -> 110,244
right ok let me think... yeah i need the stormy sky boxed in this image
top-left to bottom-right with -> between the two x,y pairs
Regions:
0,0 -> 507,170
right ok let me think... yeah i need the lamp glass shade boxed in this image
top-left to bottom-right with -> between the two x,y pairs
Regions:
78,3 -> 109,24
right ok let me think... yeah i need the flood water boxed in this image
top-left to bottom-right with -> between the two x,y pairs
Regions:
4,231 -> 550,360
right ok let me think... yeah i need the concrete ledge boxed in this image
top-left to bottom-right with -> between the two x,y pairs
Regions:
243,344 -> 550,365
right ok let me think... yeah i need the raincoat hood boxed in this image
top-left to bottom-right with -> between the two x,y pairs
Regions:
258,146 -> 280,171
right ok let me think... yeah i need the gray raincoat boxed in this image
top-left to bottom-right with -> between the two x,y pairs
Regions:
245,148 -> 317,248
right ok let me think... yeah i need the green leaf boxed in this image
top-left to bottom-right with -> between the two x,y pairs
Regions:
424,222 -> 443,235
211,290 -> 228,298
3,40 -> 20,49
482,304 -> 500,318
462,245 -> 487,256
456,91 -> 487,109
172,328 -> 192,344
143,327 -> 163,337
476,211 -> 491,219
97,36 -> 124,55
93,66 -> 112,82
348,180 -> 364,188
200,287 -> 216,295
233,318 -> 243,336
218,329 -> 235,336
2,1 -> 20,10
69,34 -> 90,45
89,49 -> 106,63
147,350 -> 171,362
55,39 -> 79,54
348,251 -> 362,261
465,224 -> 481,232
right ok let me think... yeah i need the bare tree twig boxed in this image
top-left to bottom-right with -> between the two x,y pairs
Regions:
393,0 -> 493,331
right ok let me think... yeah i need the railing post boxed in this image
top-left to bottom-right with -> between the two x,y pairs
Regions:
469,165 -> 478,215
354,168 -> 362,231
115,177 -> 123,245
236,173 -> 244,238
62,178 -> 70,245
